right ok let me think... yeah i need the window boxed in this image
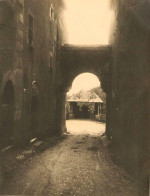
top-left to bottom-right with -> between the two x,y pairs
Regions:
28,15 -> 33,45
49,5 -> 54,21
49,52 -> 53,71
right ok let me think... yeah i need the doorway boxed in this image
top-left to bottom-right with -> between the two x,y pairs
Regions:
1,80 -> 15,147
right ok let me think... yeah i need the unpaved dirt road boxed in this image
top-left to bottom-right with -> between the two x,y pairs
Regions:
1,120 -> 143,195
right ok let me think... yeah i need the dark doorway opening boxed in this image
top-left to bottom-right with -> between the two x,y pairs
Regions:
1,80 -> 15,147
31,81 -> 39,137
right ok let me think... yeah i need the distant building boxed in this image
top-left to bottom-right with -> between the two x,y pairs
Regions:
66,89 -> 105,121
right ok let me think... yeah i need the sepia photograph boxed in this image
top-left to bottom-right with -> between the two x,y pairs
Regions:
0,0 -> 149,195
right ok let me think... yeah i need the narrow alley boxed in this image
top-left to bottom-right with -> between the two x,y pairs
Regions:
1,120 -> 143,196
0,0 -> 149,195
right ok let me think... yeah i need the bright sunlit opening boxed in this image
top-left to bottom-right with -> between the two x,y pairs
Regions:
62,0 -> 114,45
68,73 -> 100,95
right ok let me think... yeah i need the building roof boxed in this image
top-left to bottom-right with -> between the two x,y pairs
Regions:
67,89 -> 103,103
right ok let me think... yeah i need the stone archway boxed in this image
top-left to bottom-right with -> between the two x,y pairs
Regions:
55,45 -> 111,134
66,71 -> 102,93
66,72 -> 106,121
55,71 -> 107,134
59,45 -> 111,92
1,80 -> 15,147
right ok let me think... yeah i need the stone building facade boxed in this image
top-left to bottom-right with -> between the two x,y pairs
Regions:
0,0 -> 64,147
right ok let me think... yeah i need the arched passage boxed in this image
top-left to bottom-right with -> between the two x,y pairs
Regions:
55,45 -> 111,134
66,73 -> 106,134
1,80 -> 15,147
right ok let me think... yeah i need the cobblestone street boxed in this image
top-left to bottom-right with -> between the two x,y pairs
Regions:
1,120 -> 144,196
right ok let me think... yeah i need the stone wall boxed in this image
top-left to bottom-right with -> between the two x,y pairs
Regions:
109,0 -> 150,182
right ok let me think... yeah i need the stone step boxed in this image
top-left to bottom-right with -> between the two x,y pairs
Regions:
1,145 -> 13,153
